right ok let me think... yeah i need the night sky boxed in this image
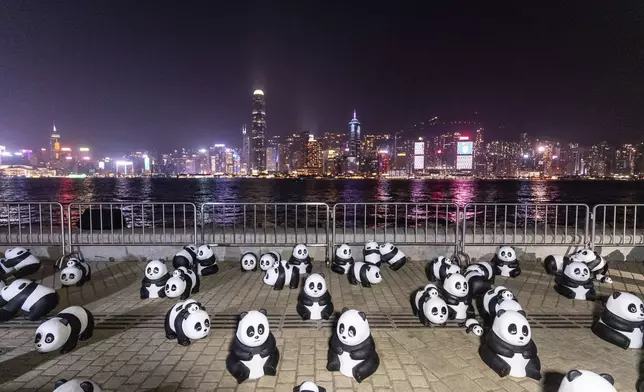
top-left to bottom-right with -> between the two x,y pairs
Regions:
1,1 -> 643,155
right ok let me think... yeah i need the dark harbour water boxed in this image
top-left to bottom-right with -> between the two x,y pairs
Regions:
0,177 -> 642,205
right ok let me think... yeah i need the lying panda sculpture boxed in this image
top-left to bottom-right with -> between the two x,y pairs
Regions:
410,283 -> 440,320
331,244 -> 354,275
259,253 -> 277,272
557,369 -> 616,392
480,286 -> 522,324
378,243 -> 407,271
426,256 -> 461,282
347,262 -> 382,288
465,318 -> 483,336
172,245 -> 198,270
544,248 -> 612,283
0,278 -> 59,321
54,252 -> 84,270
592,291 -> 644,349
53,379 -> 102,392
59,258 -> 91,287
35,306 -> 94,354
240,252 -> 258,272
196,244 -> 219,276
263,261 -> 300,290
165,267 -> 200,299
363,241 -> 381,267
1,247 -> 41,279
464,261 -> 495,297
420,295 -> 449,327
164,299 -> 211,346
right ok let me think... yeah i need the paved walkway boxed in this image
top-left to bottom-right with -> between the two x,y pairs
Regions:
0,258 -> 643,391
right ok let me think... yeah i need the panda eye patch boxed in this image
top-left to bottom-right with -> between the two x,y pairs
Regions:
317,283 -> 323,290
455,282 -> 461,290
640,304 -> 644,313
194,322 -> 202,331
309,282 -> 315,290
574,268 -> 580,274
61,274 -> 67,279
339,323 -> 345,334
629,304 -> 637,313
45,333 -> 54,343
204,319 -> 210,327
522,325 -> 529,336
153,267 -> 159,273
35,333 -> 41,343
165,284 -> 169,290
69,274 -> 75,279
171,284 -> 177,291
507,252 -> 512,258
431,307 -> 438,315
501,251 -> 505,256
258,324 -> 265,335
375,272 -> 380,278
147,267 -> 151,273
246,326 -> 255,337
463,282 -> 468,290
348,326 -> 356,337
441,307 -> 447,315
508,323 -> 517,335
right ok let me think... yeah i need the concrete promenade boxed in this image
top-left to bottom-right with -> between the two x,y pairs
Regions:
0,258 -> 643,391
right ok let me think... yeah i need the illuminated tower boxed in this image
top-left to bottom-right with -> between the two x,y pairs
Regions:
49,122 -> 60,163
348,110 -> 361,157
251,90 -> 266,173
241,124 -> 250,175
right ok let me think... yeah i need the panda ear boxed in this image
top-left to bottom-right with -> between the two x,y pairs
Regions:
58,318 -> 70,326
79,381 -> 95,392
341,307 -> 350,313
612,292 -> 622,299
445,273 -> 453,279
598,373 -> 614,385
258,309 -> 267,316
565,370 -> 583,382
319,387 -> 327,392
517,310 -> 527,317
54,379 -> 68,388
239,311 -> 248,320
358,311 -> 367,321
496,309 -> 506,317
319,272 -> 325,278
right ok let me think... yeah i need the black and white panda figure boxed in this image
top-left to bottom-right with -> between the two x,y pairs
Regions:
240,252 -> 258,272
59,258 -> 91,287
332,244 -> 354,275
54,252 -> 84,270
0,278 -> 59,321
165,267 -> 200,299
226,309 -> 279,383
571,248 -> 612,284
269,251 -> 281,263
34,306 -> 94,354
263,261 -> 300,290
465,318 -> 483,336
543,254 -> 569,275
464,261 -> 495,297
53,379 -> 102,392
0,247 -> 41,279
293,381 -> 327,392
0,278 -> 5,290
420,295 -> 449,327
327,308 -> 379,383
479,309 -> 541,380
288,244 -> 312,275
164,299 -> 211,346
363,241 -> 381,267
554,261 -> 596,301
296,273 -> 334,321
172,245 -> 198,270
378,243 -> 407,271
557,369 -> 616,392
442,273 -> 475,323
410,283 -> 440,319
196,244 -> 219,276
426,256 -> 461,282
140,260 -> 169,299
259,253 -> 277,271
347,262 -> 382,288
491,246 -> 521,278
592,291 -> 644,349
480,286 -> 522,324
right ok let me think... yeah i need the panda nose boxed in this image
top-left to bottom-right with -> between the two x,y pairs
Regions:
37,344 -> 41,347
519,336 -> 524,340
255,335 -> 259,340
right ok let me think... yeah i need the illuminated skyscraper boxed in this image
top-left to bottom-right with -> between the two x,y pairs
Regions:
49,122 -> 60,163
348,110 -> 361,157
251,90 -> 266,173
241,124 -> 250,174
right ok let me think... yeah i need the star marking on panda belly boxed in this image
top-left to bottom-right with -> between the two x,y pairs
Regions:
339,351 -> 362,378
499,264 -> 514,277
306,302 -> 323,320
567,284 -> 590,300
241,353 -> 269,379
498,353 -> 529,377
148,284 -> 164,298
449,302 -> 468,320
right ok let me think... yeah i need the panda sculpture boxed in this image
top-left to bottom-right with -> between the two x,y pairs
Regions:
464,261 -> 495,297
332,244 -> 354,275
363,241 -> 381,267
557,369 -> 616,392
491,246 -> 521,278
140,260 -> 169,299
465,318 -> 483,336
442,273 -> 475,323
226,309 -> 279,383
1,247 -> 41,279
54,252 -> 84,270
0,278 -> 5,290
410,283 -> 440,319
347,261 -> 382,288
59,258 -> 91,287
164,299 -> 211,346
592,291 -> 644,349
327,308 -> 379,383
196,244 -> 219,276
165,267 -> 200,299
378,243 -> 407,271
172,245 -> 198,270
269,251 -> 281,263
259,253 -> 277,271
479,309 -> 541,380
426,256 -> 461,282
296,273 -> 334,321
420,295 -> 449,327
34,306 -> 94,354
293,381 -> 327,392
240,252 -> 258,272
544,248 -> 612,282
0,278 -> 59,321
53,379 -> 102,392
554,261 -> 596,301
480,286 -> 522,323
288,244 -> 312,275
263,261 -> 300,290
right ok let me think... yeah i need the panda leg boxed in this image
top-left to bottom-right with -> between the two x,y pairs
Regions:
592,321 -> 631,349
79,310 -> 95,341
509,267 -> 521,278
140,286 -> 150,299
326,348 -> 341,372
289,270 -> 300,289
157,286 -> 166,298
176,335 -> 191,346
492,265 -> 503,276
263,348 -> 279,376
164,311 -> 177,340
13,263 -> 41,279
331,263 -> 345,275
389,258 -> 407,271
360,279 -> 371,288
0,307 -> 16,322
479,344 -> 511,378
553,284 -> 576,300
425,264 -> 434,281
59,335 -> 80,354
25,292 -> 59,321
296,303 -> 311,321
192,276 -> 200,294
347,270 -> 357,285
466,304 -> 475,320
524,357 -> 542,380
226,357 -> 250,384
210,264 -> 219,275
352,355 -> 380,383
320,302 -> 334,320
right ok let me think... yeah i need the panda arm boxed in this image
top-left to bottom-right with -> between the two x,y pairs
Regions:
226,353 -> 251,384
317,292 -> 331,306
231,341 -> 254,361
525,357 -> 542,380
297,292 -> 314,306
352,350 -> 380,383
260,333 -> 277,357
349,337 -> 377,360
479,343 -> 511,378
140,285 -> 150,299
320,300 -> 334,320
592,321 -> 631,349
522,340 -> 538,358
553,284 -> 576,300
329,334 -> 344,355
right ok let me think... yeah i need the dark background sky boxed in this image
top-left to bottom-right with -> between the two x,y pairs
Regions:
1,1 -> 643,156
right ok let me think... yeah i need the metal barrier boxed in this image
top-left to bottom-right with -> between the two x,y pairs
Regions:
67,202 -> 198,249
0,202 -> 65,251
461,203 -> 590,252
591,204 -> 644,247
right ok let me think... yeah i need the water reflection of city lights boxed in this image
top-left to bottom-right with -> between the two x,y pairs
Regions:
375,179 -> 392,202
452,179 -> 475,205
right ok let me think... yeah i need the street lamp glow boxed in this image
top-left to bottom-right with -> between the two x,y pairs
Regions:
253,89 -> 264,95
523,154 -> 529,159
537,146 -> 545,152
198,149 -> 207,153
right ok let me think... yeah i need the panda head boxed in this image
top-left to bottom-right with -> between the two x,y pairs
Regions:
570,248 -> 594,263
60,265 -> 83,286
34,317 -> 71,353
336,244 -> 352,260
53,379 -> 100,392
181,302 -> 210,340
606,292 -> 644,322
196,245 -> 215,261
365,264 -> 382,284
294,381 -> 326,392
304,273 -> 327,298
145,259 -> 167,280
492,309 -> 531,347
364,241 -> 378,252
563,261 -> 590,282
259,253 -> 276,271
444,264 -> 461,276
240,252 -> 258,271
236,309 -> 270,347
558,369 -> 615,392
185,244 -> 197,253
443,273 -> 468,297
422,283 -> 439,299
269,251 -> 281,262
496,297 -> 523,313
336,308 -> 370,346
263,265 -> 280,286
292,244 -> 309,261
1,279 -> 32,301
497,246 -> 516,262
165,270 -> 187,298
378,242 -> 395,256
422,296 -> 448,325
497,288 -> 515,302
4,247 -> 28,260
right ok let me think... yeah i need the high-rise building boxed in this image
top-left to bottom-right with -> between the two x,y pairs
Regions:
306,135 -> 322,175
241,124 -> 250,175
347,110 -> 361,172
49,122 -> 60,164
266,146 -> 277,172
251,90 -> 266,173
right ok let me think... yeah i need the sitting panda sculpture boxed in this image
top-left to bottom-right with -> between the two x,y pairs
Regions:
164,299 -> 211,346
420,295 -> 449,327
426,256 -> 461,282
34,306 -> 94,354
1,247 -> 41,279
480,286 -> 522,324
53,379 -> 102,392
592,291 -> 644,349
464,261 -> 495,297
557,369 -> 616,392
288,244 -> 313,275
296,273 -> 334,321
491,246 -> 521,278
196,244 -> 219,276
363,241 -> 381,267
554,261 -> 596,301
293,381 -> 327,392
378,243 -> 407,271
327,308 -> 380,383
259,253 -> 277,271
172,245 -> 198,270
140,260 -> 169,299
0,278 -> 59,321
263,261 -> 300,290
479,309 -> 541,380
332,244 -> 354,275
240,252 -> 258,272
165,267 -> 200,299
59,257 -> 91,287
442,273 -> 475,323
226,309 -> 280,383
347,261 -> 382,288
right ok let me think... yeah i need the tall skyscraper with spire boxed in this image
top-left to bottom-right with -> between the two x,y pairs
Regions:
49,122 -> 60,163
251,90 -> 266,173
241,124 -> 250,175
346,110 -> 361,173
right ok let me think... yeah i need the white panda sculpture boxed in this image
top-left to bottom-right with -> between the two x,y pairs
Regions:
259,253 -> 277,271
410,283 -> 440,320
464,261 -> 495,297
465,318 -> 483,336
481,286 -> 522,323
479,309 -> 541,380
544,248 -> 612,283
327,308 -> 380,383
426,256 -> 461,282
296,273 -> 334,320
140,260 -> 169,299
592,291 -> 644,349
491,246 -> 521,278
240,252 -> 258,272
165,267 -> 200,299
441,273 -> 474,323
35,306 -> 94,354
54,252 -> 84,270
172,245 -> 198,270
269,251 -> 281,263
363,241 -> 381,267
53,379 -> 102,392
293,381 -> 327,392
59,258 -> 91,287
420,295 -> 449,327
196,244 -> 218,276
557,369 -> 616,392
263,261 -> 300,290
347,261 -> 382,288
164,299 -> 211,346
332,244 -> 354,275
226,309 -> 280,383
288,244 -> 312,275
1,247 -> 41,279
0,278 -> 59,321
378,243 -> 407,271
554,261 -> 596,301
